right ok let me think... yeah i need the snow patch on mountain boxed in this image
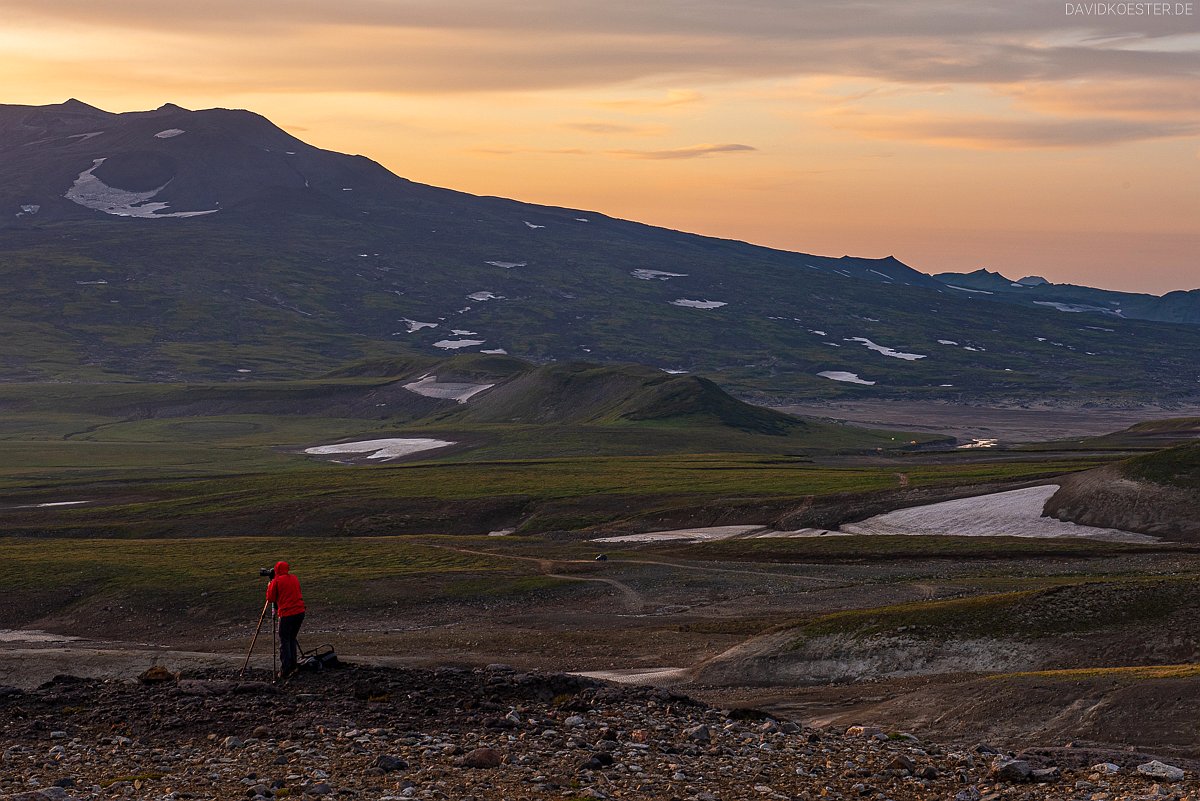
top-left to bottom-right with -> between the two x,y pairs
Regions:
845,337 -> 927,361
632,269 -> 688,281
402,375 -> 494,404
305,438 -> 455,461
1034,301 -> 1124,316
399,319 -> 438,333
670,299 -> 727,309
486,261 -> 526,269
467,291 -> 503,301
154,129 -> 185,139
65,158 -> 219,219
818,371 -> 875,385
433,339 -> 486,350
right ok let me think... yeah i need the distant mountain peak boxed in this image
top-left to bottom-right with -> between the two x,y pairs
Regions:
1016,276 -> 1049,287
59,98 -> 108,114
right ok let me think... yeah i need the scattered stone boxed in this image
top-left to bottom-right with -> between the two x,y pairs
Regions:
1136,760 -> 1185,781
845,725 -> 884,738
374,754 -> 409,773
457,747 -> 503,768
138,665 -> 176,684
1031,767 -> 1061,782
991,757 -> 1033,782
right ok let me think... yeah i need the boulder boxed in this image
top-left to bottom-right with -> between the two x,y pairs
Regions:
1137,760 -> 1185,781
457,747 -> 503,768
374,754 -> 409,773
990,757 -> 1033,782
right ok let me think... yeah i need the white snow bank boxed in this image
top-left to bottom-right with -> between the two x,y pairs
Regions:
486,261 -> 526,269
0,629 -> 81,643
846,337 -> 926,360
840,485 -> 1156,543
399,319 -> 438,333
937,339 -> 959,346
467,291 -> 502,301
632,269 -> 687,281
480,348 -> 508,355
593,525 -> 764,544
1034,301 -> 1122,316
65,158 -> 218,219
523,221 -> 545,229
433,339 -> 486,350
818,371 -> 875,385
305,438 -> 456,461
670,299 -> 727,309
154,129 -> 185,139
402,375 -> 494,404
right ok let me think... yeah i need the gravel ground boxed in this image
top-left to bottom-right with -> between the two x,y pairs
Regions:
1,663 -> 1196,801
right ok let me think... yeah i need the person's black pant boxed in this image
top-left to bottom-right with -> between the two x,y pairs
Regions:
278,612 -> 305,675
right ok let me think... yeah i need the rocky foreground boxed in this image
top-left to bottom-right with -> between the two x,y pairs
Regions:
0,663 -> 1196,801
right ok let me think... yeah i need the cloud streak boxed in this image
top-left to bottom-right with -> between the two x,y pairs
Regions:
612,143 -> 758,159
831,110 -> 1200,148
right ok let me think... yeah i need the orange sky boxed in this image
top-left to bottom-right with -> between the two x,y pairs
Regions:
2,1 -> 1197,293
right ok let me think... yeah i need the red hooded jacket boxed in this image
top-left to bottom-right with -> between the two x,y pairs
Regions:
266,561 -> 306,617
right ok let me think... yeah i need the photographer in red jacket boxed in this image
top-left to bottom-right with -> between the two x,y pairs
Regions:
265,561 -> 306,679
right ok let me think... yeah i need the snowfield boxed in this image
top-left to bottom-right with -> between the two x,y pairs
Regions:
486,261 -> 526,269
402,375 -> 494,404
1034,301 -> 1123,316
670,299 -> 727,309
817,371 -> 875,385
845,337 -> 927,360
467,291 -> 502,302
399,319 -> 438,333
433,339 -> 486,350
65,158 -> 219,219
631,269 -> 688,281
304,438 -> 456,461
153,129 -> 185,139
840,485 -> 1156,543
593,526 -> 764,544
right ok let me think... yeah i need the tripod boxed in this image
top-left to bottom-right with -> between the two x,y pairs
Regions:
240,599 -> 278,680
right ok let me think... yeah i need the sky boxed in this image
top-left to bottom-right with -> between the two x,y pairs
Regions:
2,0 -> 1197,293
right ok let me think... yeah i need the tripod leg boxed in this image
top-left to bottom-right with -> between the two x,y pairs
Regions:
272,607 -> 278,681
240,599 -> 271,678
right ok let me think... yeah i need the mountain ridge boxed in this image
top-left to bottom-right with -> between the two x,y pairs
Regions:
2,100 -> 1198,403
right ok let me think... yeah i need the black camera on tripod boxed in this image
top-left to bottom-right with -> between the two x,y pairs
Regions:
258,566 -> 275,580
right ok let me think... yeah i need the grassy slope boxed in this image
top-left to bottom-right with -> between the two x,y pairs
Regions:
789,576 -> 1200,643
3,214 -> 1200,402
1123,441 -> 1200,490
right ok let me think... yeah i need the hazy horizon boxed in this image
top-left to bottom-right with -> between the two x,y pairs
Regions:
3,1 -> 1197,294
